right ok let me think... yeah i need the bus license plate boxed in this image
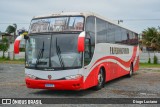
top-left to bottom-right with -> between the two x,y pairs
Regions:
45,84 -> 54,87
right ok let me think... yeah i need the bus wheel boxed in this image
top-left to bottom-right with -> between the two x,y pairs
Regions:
128,63 -> 133,77
94,68 -> 105,90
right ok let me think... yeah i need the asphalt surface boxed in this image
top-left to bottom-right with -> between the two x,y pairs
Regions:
0,64 -> 160,107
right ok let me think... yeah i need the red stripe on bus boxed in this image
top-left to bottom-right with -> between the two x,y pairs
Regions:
90,46 -> 138,70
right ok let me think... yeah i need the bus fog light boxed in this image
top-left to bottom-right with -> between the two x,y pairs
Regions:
65,74 -> 82,80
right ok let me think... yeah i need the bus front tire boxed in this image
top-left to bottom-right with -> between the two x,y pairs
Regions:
94,68 -> 105,90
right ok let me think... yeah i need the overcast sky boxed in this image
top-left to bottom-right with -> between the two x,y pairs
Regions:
1,0 -> 160,33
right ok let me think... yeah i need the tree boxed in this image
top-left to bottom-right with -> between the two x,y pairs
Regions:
142,27 -> 160,64
13,24 -> 17,40
0,37 -> 9,58
6,24 -> 17,40
142,27 -> 160,51
5,24 -> 17,59
5,25 -> 16,34
142,27 -> 154,49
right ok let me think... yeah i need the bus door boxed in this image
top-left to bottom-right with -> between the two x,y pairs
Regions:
84,34 -> 95,87
84,35 -> 92,66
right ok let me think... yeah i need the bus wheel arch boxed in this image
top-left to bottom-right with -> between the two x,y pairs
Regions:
94,66 -> 106,90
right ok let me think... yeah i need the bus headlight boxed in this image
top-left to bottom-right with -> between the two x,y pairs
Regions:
65,74 -> 82,80
25,74 -> 36,79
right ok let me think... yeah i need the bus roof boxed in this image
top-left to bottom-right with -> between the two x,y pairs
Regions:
33,12 -> 138,34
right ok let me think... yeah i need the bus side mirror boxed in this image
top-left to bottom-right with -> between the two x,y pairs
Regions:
14,32 -> 28,54
77,31 -> 85,52
14,35 -> 23,54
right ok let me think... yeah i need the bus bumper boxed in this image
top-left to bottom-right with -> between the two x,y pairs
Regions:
25,77 -> 84,90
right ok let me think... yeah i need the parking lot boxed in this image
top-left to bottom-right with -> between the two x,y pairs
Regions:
0,64 -> 160,99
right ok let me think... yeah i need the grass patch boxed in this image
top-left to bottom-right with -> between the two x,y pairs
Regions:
0,57 -> 25,64
140,63 -> 160,68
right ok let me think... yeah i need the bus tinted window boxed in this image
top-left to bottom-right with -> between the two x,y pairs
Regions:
29,16 -> 84,33
115,26 -> 122,44
107,23 -> 115,43
95,17 -> 138,45
128,32 -> 138,45
121,29 -> 128,44
96,18 -> 106,43
85,16 -> 95,66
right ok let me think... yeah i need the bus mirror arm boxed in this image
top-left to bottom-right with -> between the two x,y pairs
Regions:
23,32 -> 29,40
24,35 -> 29,40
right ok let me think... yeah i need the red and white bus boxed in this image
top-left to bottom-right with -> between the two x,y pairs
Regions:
14,12 -> 139,90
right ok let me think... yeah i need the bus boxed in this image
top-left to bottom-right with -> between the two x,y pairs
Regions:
14,12 -> 139,90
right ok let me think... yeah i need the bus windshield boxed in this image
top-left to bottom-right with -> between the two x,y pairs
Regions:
29,16 -> 84,33
26,34 -> 82,70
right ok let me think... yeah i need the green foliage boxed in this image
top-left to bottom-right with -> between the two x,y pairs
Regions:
20,48 -> 25,52
0,57 -> 25,64
153,55 -> 158,64
0,56 -> 9,60
5,24 -> 17,34
5,25 -> 16,34
0,38 -> 9,58
142,27 -> 160,51
0,57 -> 24,61
148,57 -> 151,64
140,63 -> 160,69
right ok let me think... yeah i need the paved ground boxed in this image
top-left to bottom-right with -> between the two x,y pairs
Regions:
0,64 -> 160,106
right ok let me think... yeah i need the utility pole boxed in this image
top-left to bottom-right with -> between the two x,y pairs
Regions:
118,20 -> 123,24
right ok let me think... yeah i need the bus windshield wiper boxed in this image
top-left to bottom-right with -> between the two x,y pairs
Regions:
56,38 -> 65,69
35,41 -> 44,67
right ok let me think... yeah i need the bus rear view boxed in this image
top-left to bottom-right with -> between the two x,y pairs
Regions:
14,12 -> 139,90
